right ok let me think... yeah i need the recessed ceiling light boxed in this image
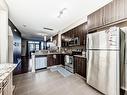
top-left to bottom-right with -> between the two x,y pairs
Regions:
37,33 -> 48,36
22,25 -> 27,27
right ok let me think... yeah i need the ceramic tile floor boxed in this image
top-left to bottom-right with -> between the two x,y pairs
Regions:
13,70 -> 103,95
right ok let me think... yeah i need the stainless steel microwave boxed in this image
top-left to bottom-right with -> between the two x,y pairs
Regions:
74,37 -> 80,45
69,37 -> 80,46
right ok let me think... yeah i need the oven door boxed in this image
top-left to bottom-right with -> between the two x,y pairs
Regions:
65,55 -> 70,65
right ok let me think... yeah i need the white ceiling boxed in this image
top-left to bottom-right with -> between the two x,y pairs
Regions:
6,0 -> 112,40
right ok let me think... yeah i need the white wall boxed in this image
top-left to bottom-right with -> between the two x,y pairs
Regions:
8,26 -> 13,63
0,0 -> 8,63
61,16 -> 87,34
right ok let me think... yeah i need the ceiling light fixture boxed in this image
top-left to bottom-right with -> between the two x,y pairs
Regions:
37,32 -> 48,36
43,27 -> 53,31
57,8 -> 67,18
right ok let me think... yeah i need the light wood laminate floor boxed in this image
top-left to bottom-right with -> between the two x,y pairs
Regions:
13,70 -> 103,95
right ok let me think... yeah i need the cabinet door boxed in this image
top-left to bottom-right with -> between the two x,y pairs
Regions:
110,1 -> 116,23
88,9 -> 103,30
81,58 -> 87,78
88,0 -> 127,30
103,4 -> 110,24
74,57 -> 76,73
92,12 -> 96,29
82,24 -> 86,46
47,55 -> 54,67
74,57 -> 78,73
105,0 -> 125,23
77,58 -> 82,75
75,57 -> 78,73
98,9 -> 103,27
124,0 -> 127,18
47,55 -> 51,67
94,11 -> 99,28
80,30 -> 84,45
55,55 -> 60,65
74,28 -> 75,37
74,57 -> 87,78
116,0 -> 125,20
87,13 -> 95,30
60,54 -> 65,66
87,15 -> 91,30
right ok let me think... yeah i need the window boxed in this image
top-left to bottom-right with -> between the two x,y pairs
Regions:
28,41 -> 40,51
41,42 -> 44,50
35,44 -> 39,50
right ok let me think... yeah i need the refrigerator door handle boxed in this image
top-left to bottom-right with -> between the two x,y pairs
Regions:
86,36 -> 88,62
86,36 -> 89,78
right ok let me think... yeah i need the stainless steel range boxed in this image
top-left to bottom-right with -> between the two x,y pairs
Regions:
64,51 -> 82,73
65,55 -> 74,73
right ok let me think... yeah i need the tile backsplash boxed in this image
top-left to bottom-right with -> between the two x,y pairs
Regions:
61,45 -> 85,53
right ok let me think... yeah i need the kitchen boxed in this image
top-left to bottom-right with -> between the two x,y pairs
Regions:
0,0 -> 127,95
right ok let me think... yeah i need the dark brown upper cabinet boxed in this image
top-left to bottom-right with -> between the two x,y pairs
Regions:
52,34 -> 58,46
61,22 -> 87,47
87,0 -> 126,31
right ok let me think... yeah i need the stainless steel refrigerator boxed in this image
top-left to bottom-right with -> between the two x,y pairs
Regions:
86,27 -> 125,95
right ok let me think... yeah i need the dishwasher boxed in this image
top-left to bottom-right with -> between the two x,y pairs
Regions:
35,56 -> 47,70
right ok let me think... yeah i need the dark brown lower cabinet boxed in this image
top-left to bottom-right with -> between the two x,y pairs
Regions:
47,54 -> 65,67
74,56 -> 87,78
59,54 -> 65,66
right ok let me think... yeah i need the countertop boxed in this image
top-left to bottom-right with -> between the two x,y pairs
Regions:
32,52 -> 86,58
0,64 -> 17,83
74,55 -> 86,58
32,52 -> 70,56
